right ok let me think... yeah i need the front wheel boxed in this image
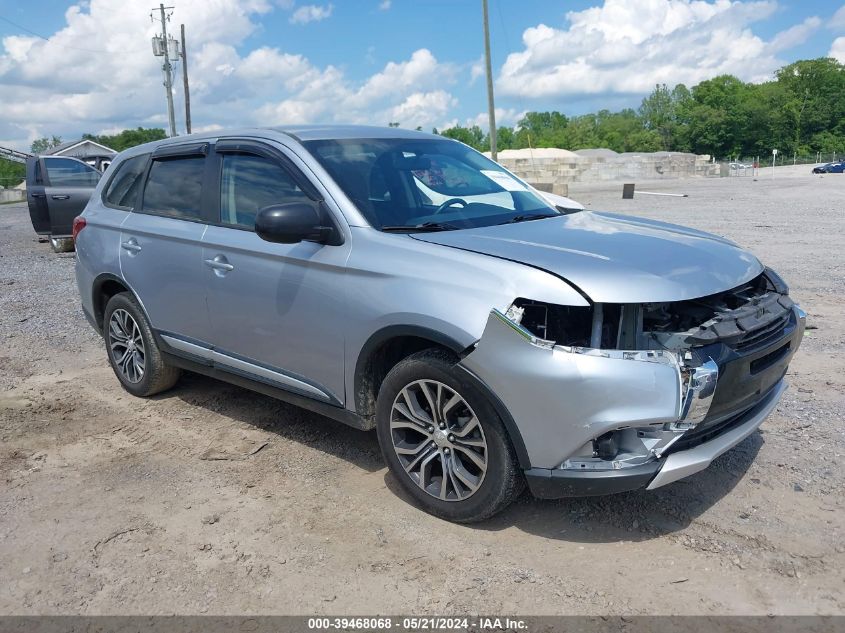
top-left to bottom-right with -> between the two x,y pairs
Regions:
375,349 -> 523,523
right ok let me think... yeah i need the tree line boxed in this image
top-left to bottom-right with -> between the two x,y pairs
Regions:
437,58 -> 845,159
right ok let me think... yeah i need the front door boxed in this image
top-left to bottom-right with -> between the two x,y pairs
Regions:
40,156 -> 101,236
119,147 -> 213,346
202,141 -> 349,405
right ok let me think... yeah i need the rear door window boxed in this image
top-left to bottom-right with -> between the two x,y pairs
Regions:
104,155 -> 148,209
43,157 -> 101,187
219,153 -> 310,229
141,156 -> 206,221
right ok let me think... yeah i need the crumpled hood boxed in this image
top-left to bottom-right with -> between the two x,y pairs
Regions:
411,211 -> 764,303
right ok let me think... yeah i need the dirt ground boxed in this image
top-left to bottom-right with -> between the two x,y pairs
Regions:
0,167 -> 843,615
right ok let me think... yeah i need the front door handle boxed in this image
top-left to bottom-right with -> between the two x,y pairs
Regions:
121,238 -> 142,253
30,193 -> 45,199
51,194 -> 70,200
204,255 -> 234,274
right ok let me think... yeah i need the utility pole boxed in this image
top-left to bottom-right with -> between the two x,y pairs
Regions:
151,4 -> 177,138
180,23 -> 192,134
481,0 -> 497,161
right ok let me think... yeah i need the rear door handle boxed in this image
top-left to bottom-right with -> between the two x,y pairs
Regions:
121,238 -> 142,253
51,194 -> 70,200
204,255 -> 234,273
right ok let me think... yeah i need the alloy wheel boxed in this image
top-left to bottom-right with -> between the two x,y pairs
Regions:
389,379 -> 488,501
108,308 -> 146,383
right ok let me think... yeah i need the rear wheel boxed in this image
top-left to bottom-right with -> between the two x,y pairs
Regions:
103,292 -> 180,397
50,236 -> 74,253
375,349 -> 523,523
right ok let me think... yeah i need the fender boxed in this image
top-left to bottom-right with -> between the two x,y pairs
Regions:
353,324 -> 531,468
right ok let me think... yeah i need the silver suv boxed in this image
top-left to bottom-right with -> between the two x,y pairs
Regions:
74,126 -> 805,522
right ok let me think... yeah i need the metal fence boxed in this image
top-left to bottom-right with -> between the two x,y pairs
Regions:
720,153 -> 842,167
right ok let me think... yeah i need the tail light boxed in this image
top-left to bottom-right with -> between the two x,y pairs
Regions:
72,216 -> 87,243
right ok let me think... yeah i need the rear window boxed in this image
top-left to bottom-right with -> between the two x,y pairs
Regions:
104,155 -> 148,209
141,156 -> 205,220
44,157 -> 101,187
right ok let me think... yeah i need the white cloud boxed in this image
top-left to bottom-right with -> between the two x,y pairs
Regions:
497,0 -> 799,99
830,37 -> 845,63
470,55 -> 485,85
769,16 -> 821,52
255,49 -> 457,129
830,5 -> 845,30
387,91 -> 457,129
0,0 -> 275,147
0,0 -> 457,149
289,4 -> 334,24
346,49 -> 456,108
379,0 -> 392,10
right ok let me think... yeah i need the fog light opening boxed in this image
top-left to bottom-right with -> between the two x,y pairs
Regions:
593,432 -> 618,461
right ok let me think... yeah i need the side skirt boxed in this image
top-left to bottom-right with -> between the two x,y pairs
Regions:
161,352 -> 375,431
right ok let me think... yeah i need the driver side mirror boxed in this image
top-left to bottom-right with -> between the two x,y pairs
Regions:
254,202 -> 339,245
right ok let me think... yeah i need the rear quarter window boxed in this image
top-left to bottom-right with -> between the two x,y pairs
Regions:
141,156 -> 205,221
103,154 -> 149,209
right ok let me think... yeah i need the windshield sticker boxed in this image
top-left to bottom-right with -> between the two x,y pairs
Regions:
480,170 -> 527,192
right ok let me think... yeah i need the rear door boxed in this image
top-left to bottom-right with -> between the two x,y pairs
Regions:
119,142 -> 214,346
25,157 -> 50,235
40,156 -> 101,236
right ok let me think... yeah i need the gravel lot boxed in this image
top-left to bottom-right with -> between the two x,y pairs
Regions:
0,167 -> 843,615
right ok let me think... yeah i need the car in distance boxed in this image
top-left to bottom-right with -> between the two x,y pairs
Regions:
26,155 -> 102,252
74,126 -> 805,522
812,161 -> 844,174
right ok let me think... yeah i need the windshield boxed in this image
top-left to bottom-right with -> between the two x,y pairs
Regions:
303,138 -> 559,230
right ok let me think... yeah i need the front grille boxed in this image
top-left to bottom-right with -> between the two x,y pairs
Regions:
735,312 -> 792,351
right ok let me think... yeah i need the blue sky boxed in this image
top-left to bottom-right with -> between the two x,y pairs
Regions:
1,0 -> 844,149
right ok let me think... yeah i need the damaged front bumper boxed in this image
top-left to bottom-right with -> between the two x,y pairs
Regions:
459,305 -> 805,498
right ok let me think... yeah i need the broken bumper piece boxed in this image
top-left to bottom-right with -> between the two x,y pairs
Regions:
526,380 -> 785,498
460,307 -> 800,499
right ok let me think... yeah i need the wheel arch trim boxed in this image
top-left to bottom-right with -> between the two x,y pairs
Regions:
353,324 -> 468,414
91,272 -> 149,335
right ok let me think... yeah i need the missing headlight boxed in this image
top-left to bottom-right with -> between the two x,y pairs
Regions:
508,299 -> 594,347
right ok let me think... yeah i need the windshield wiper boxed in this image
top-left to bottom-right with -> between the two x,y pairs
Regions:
501,213 -> 559,225
380,221 -> 461,233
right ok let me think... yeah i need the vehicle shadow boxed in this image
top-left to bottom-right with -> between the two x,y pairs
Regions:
385,433 -> 764,543
161,372 -> 762,542
162,371 -> 384,474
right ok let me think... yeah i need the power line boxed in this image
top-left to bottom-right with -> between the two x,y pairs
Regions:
0,15 -> 147,54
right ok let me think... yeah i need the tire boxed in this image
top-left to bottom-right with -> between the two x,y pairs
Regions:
375,348 -> 524,523
103,292 -> 181,397
50,236 -> 74,253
